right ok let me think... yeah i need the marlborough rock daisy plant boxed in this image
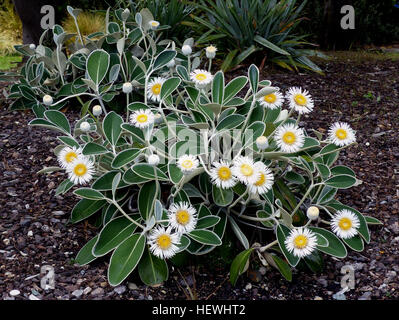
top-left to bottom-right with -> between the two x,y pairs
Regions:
22,5 -> 381,287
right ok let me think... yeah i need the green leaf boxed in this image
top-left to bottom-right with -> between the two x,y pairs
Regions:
73,188 -> 105,200
108,233 -> 146,286
324,175 -> 356,189
92,171 -> 128,191
285,171 -> 305,184
212,71 -> 224,104
254,35 -> 290,56
364,216 -> 383,225
317,186 -> 337,204
248,64 -> 259,94
121,124 -> 146,144
138,249 -> 169,286
343,235 -> 364,252
176,235 -> 191,253
111,148 -> 141,169
188,229 -> 222,246
212,185 -> 234,206
93,216 -> 138,256
44,110 -> 70,134
132,163 -> 169,181
168,163 -> 183,184
75,235 -> 98,266
276,224 -> 300,267
138,181 -> 158,220
271,254 -> 292,281
216,114 -> 245,131
229,249 -> 253,286
70,199 -> 107,224
160,77 -> 180,100
228,216 -> 249,249
58,136 -> 80,149
82,142 -> 109,156
87,49 -> 110,85
330,165 -> 356,177
153,50 -> 176,70
196,216 -> 221,229
309,227 -> 347,258
103,111 -> 123,147
223,76 -> 247,103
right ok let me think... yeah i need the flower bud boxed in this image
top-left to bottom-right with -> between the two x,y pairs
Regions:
122,82 -> 133,93
29,44 -> 36,50
147,154 -> 160,166
92,105 -> 102,116
80,121 -> 91,132
154,113 -> 163,124
256,136 -> 269,150
148,20 -> 160,30
307,206 -> 320,221
205,45 -> 217,59
42,95 -> 53,106
182,44 -> 192,56
166,59 -> 175,68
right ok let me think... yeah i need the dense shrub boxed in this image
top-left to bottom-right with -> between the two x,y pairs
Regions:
5,5 -> 381,286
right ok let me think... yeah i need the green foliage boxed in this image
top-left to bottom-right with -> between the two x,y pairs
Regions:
0,0 -> 22,54
185,0 -> 321,73
8,4 -> 380,288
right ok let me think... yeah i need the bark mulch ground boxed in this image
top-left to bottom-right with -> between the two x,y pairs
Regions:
1,56 -> 398,300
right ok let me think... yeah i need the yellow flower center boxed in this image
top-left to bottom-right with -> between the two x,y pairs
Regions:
338,217 -> 352,231
282,132 -> 296,145
157,234 -> 172,250
335,128 -> 348,140
151,83 -> 162,95
255,173 -> 266,186
217,167 -> 231,180
176,210 -> 190,225
195,73 -> 207,81
151,21 -> 158,26
264,93 -> 276,103
65,151 -> 77,163
74,163 -> 87,177
181,159 -> 193,169
294,235 -> 308,249
294,94 -> 307,106
137,114 -> 148,123
240,164 -> 253,177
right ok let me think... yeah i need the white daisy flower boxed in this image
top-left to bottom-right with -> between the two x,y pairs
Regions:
232,156 -> 260,185
328,122 -> 356,147
190,69 -> 213,89
286,87 -> 314,114
306,206 -> 320,221
147,77 -> 166,102
148,20 -> 160,30
210,161 -> 237,189
148,226 -> 180,259
205,45 -> 217,59
168,202 -> 198,234
66,155 -> 95,185
177,154 -> 199,175
129,109 -> 155,129
258,90 -> 284,109
248,162 -> 274,195
285,227 -> 318,258
331,209 -> 360,239
274,123 -> 305,153
57,146 -> 82,168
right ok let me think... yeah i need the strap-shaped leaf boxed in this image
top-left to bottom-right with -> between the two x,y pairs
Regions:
160,77 -> 181,100
188,229 -> 222,246
44,110 -> 70,134
230,248 -> 253,286
212,71 -> 224,104
111,148 -> 141,169
108,233 -> 146,286
138,181 -> 158,220
138,249 -> 168,286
